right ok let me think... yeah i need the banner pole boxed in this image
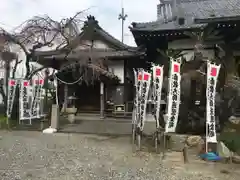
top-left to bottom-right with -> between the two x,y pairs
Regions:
162,60 -> 171,160
205,63 -> 208,153
6,117 -> 9,128
206,123 -> 208,153
162,132 -> 166,160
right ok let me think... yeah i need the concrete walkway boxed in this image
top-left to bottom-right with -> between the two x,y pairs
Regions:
59,120 -> 132,135
10,113 -> 157,135
59,119 -> 157,135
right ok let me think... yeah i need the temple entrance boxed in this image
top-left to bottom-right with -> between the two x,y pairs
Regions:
75,82 -> 100,112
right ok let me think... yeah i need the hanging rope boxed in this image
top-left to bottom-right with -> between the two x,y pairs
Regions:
53,74 -> 83,85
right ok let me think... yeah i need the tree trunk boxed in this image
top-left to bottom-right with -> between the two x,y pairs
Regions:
190,79 -> 197,106
177,77 -> 191,133
218,44 -> 237,130
25,55 -> 31,79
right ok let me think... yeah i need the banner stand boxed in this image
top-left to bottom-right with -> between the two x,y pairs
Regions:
162,132 -> 167,160
152,65 -> 164,154
206,123 -> 208,153
205,63 -> 221,153
162,58 -> 181,159
6,79 -> 17,126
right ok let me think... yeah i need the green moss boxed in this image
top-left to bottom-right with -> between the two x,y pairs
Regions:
0,115 -> 6,122
219,132 -> 240,154
0,115 -> 7,128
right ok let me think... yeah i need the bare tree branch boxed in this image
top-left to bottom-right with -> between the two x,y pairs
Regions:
28,66 -> 46,79
0,10 -> 86,79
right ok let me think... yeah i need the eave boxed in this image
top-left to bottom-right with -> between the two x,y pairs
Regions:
33,48 -> 145,70
195,16 -> 240,24
44,49 -> 144,59
56,62 -> 120,84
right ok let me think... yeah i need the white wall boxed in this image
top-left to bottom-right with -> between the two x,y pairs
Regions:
108,60 -> 124,83
75,40 -> 112,50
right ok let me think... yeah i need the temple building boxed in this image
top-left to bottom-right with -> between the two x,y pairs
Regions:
33,16 -> 146,117
32,0 -> 240,123
130,0 -> 240,131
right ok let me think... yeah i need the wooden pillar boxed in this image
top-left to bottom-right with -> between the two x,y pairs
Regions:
4,59 -> 10,115
100,82 -> 105,119
63,84 -> 68,111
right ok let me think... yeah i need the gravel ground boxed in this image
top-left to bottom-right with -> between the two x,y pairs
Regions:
0,131 -> 239,180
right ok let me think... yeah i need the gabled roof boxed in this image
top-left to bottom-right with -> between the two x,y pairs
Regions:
34,16 -> 145,62
69,15 -> 139,51
33,16 -> 145,67
130,0 -> 240,32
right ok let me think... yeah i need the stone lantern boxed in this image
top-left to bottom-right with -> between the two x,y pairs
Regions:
66,96 -> 77,123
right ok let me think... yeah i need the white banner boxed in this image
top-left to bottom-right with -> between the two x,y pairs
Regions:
206,63 -> 221,143
19,80 -> 31,120
133,69 -> 138,124
6,79 -> 17,118
165,59 -> 181,133
30,79 -> 44,119
152,66 -> 164,129
133,70 -> 143,125
138,71 -> 151,131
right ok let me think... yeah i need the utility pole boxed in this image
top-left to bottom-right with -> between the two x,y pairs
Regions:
118,0 -> 128,43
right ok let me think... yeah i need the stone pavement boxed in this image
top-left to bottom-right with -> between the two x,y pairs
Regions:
0,131 -> 239,180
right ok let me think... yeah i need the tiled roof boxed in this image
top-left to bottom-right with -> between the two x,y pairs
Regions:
131,0 -> 240,31
78,15 -> 139,50
33,16 -> 145,62
180,0 -> 240,19
131,19 -> 206,32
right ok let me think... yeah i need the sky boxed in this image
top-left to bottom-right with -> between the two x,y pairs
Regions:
0,0 -> 159,46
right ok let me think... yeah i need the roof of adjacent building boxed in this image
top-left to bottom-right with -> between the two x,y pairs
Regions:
130,0 -> 240,32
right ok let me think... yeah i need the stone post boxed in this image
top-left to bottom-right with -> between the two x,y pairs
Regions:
51,104 -> 59,129
63,84 -> 68,111
100,82 -> 105,119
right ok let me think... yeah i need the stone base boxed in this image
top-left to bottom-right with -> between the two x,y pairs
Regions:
68,114 -> 75,123
169,134 -> 188,152
232,154 -> 240,164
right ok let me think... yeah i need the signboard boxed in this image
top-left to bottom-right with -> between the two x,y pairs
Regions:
165,59 -> 181,133
6,79 -> 17,118
206,63 -> 220,143
152,66 -> 164,129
